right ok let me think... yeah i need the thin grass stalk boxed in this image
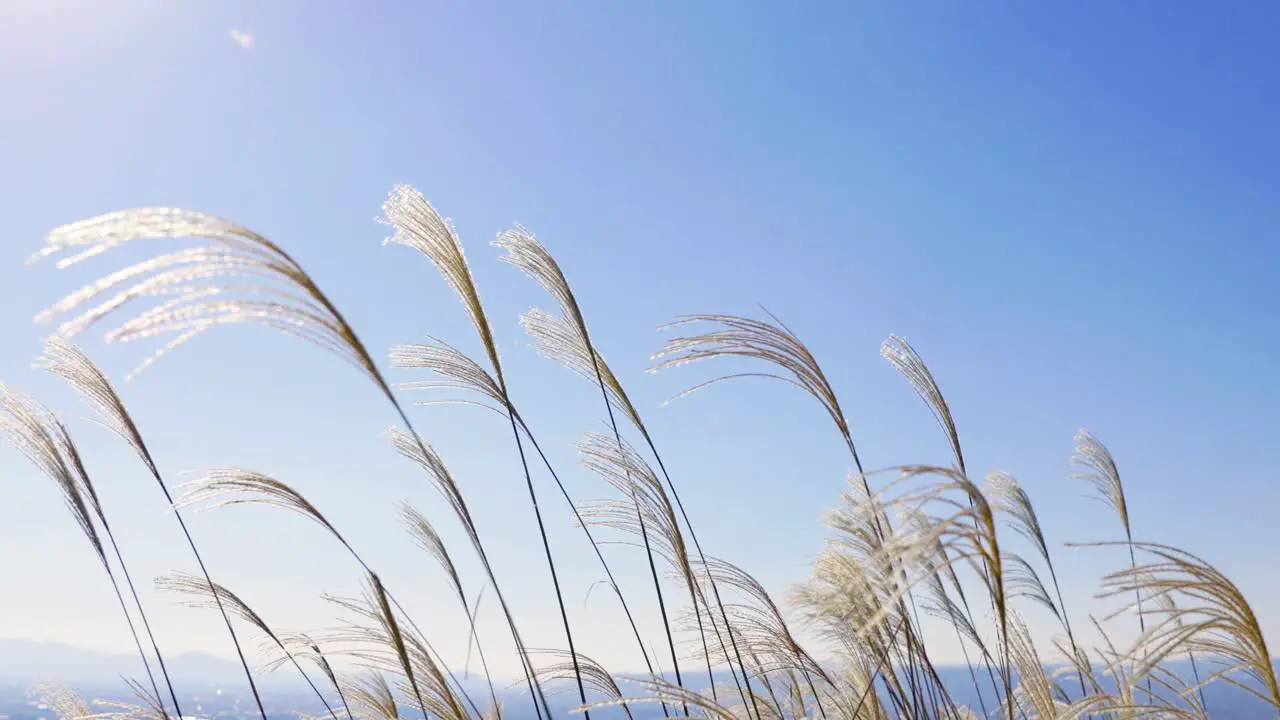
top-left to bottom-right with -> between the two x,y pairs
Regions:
638,496 -> 690,715
103,565 -> 168,719
459,587 -> 498,715
389,335 -> 667,715
497,232 -> 747,715
573,354 -> 689,714
1044,558 -> 1086,699
388,409 -> 550,720
100,525 -> 181,719
853,619 -> 908,720
272,639 -> 342,719
382,188 -> 584,719
986,471 -> 1087,703
158,572 -> 340,720
35,341 -> 266,720
956,630 -> 989,719
1073,430 -> 1154,704
65,441 -> 181,720
347,541 -> 488,718
943,560 -> 1003,712
163,506 -> 266,719
566,295 -> 691,714
644,444 -> 762,720
498,401 -> 590,720
188,475 -> 488,719
1186,638 -> 1208,716
883,335 -> 1014,714
292,635 -> 353,720
452,592 -> 498,716
517,429 -> 671,718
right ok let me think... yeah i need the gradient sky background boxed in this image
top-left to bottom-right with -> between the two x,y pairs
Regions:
1,1 -> 1278,683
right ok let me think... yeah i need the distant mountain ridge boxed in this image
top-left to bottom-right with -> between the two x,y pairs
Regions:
0,639 -> 252,686
2,640 -> 1275,719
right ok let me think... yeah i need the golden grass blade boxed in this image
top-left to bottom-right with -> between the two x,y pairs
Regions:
385,425 -> 547,719
383,186 -> 583,720
326,579 -> 473,720
159,567 -> 344,720
985,472 -> 1049,562
576,432 -> 691,585
698,557 -> 834,710
265,632 -> 353,719
493,226 -> 584,335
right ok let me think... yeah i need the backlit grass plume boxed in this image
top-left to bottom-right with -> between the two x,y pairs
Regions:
1100,542 -> 1280,710
652,313 -> 858,466
33,208 -> 381,386
880,336 -> 964,472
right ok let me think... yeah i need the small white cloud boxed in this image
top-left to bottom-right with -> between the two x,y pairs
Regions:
229,29 -> 254,50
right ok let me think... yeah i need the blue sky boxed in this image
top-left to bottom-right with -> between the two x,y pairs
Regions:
1,1 -> 1278,682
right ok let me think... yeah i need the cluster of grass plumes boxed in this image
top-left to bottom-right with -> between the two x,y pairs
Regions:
5,190 -> 1272,720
